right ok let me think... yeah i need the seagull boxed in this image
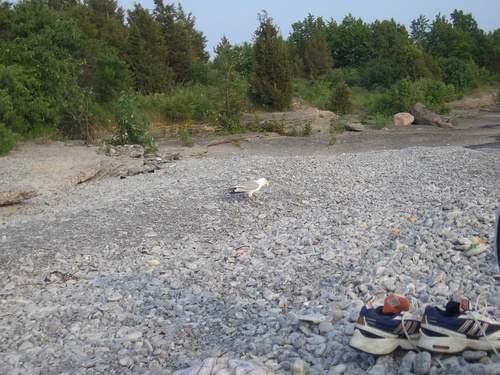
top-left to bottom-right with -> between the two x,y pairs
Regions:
229,178 -> 269,198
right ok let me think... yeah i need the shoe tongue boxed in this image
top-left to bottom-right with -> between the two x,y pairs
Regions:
445,299 -> 471,315
382,294 -> 410,314
445,301 -> 461,315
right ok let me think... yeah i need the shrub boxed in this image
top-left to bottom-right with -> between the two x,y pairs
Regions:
113,92 -> 157,153
329,119 -> 346,145
375,114 -> 392,130
292,78 -> 331,109
413,78 -> 455,113
302,122 -> 312,136
329,82 -> 353,115
136,85 -> 218,126
371,78 -> 414,116
0,123 -> 22,156
326,67 -> 361,87
180,129 -> 193,147
361,58 -> 402,90
438,58 -> 477,93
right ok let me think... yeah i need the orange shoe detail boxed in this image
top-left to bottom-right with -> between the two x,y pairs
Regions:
382,294 -> 411,314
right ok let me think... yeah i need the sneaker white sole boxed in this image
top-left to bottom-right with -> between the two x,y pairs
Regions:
349,328 -> 419,355
418,327 -> 500,353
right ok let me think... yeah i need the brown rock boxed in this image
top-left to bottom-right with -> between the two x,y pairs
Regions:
446,117 -> 459,126
393,112 -> 414,126
422,113 -> 443,126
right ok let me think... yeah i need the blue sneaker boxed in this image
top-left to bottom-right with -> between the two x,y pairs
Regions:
418,299 -> 500,353
349,296 -> 421,355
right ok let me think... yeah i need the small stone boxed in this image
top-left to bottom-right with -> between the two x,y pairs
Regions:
107,292 -> 123,302
292,358 -> 308,375
413,351 -> 432,375
462,350 -> 488,361
297,313 -> 326,324
119,357 -> 133,367
148,360 -> 162,372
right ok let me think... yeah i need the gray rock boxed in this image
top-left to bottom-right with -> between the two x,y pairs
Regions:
413,351 -> 432,375
344,123 -> 364,132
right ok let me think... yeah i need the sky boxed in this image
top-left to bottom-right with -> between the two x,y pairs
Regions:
117,0 -> 500,57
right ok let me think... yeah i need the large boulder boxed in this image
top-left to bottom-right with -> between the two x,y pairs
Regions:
410,102 -> 429,123
410,102 -> 457,129
393,112 -> 414,126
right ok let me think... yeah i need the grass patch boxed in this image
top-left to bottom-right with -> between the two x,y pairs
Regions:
375,114 -> 392,130
180,129 -> 193,147
329,119 -> 346,145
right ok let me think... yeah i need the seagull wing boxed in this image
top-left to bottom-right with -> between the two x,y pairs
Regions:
230,180 -> 261,194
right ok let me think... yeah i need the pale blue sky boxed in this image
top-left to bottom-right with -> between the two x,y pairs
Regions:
117,0 -> 500,56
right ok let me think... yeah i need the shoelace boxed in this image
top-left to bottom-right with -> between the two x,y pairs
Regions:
401,295 -> 423,349
401,296 -> 446,370
468,294 -> 500,358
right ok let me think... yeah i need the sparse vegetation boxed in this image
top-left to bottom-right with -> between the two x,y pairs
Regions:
329,119 -> 346,145
180,129 -> 193,147
375,114 -> 392,130
303,122 -> 312,136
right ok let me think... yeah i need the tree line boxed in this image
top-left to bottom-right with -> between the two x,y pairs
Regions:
0,0 -> 499,154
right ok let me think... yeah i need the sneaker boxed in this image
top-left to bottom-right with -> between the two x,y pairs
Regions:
349,295 -> 421,355
418,298 -> 500,353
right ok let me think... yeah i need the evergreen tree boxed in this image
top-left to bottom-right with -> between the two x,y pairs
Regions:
251,11 -> 292,110
212,36 -> 248,130
76,0 -> 128,55
126,4 -> 172,93
153,0 -> 208,85
288,14 -> 333,79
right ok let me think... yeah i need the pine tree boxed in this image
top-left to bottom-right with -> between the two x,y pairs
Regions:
288,15 -> 333,79
126,4 -> 172,93
251,11 -> 292,110
153,0 -> 208,86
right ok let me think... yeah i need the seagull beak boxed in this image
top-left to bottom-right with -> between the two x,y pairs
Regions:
266,181 -> 270,187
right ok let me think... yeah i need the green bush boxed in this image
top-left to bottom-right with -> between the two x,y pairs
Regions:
0,123 -> 23,156
438,58 -> 477,93
326,67 -> 361,87
113,92 -> 157,153
136,85 -> 218,125
292,78 -> 331,109
302,122 -> 312,136
375,114 -> 392,130
413,78 -> 455,113
329,82 -> 353,115
371,78 -> 414,116
180,129 -> 193,147
361,58 -> 402,90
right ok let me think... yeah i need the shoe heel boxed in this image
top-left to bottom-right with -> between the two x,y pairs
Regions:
349,329 -> 410,355
417,329 -> 465,353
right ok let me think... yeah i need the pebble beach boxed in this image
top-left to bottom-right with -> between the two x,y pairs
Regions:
1,146 -> 500,374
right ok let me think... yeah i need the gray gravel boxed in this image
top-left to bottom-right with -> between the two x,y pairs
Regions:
1,146 -> 500,375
